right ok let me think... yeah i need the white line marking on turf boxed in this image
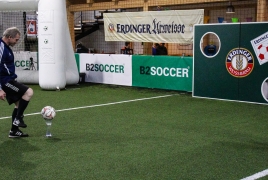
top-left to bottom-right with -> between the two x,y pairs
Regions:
0,94 -> 175,120
241,169 -> 268,180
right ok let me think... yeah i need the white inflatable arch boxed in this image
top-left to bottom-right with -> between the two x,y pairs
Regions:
0,0 -> 79,90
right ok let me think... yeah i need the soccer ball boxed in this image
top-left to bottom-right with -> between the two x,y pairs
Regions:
41,106 -> 56,120
44,39 -> 48,44
258,43 -> 268,61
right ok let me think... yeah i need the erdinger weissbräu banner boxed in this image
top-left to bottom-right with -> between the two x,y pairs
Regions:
104,10 -> 204,43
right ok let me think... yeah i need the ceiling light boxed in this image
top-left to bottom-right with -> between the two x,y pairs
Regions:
226,1 -> 235,13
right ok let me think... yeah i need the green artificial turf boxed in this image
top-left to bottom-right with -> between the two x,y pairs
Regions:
1,83 -> 268,180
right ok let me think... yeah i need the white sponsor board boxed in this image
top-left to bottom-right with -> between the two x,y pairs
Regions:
104,9 -> 204,43
79,54 -> 132,86
14,51 -> 38,70
251,31 -> 268,65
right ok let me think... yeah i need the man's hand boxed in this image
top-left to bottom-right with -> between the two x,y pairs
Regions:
0,90 -> 6,101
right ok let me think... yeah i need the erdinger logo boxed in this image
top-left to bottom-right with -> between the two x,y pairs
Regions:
226,48 -> 254,78
108,23 -> 114,32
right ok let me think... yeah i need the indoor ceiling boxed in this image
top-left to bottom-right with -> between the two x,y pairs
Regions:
67,0 -> 112,5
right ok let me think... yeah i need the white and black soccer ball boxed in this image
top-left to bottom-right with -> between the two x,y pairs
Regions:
44,39 -> 48,44
41,106 -> 56,120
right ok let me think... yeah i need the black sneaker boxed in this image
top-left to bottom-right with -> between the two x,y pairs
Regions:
13,116 -> 27,128
9,129 -> 29,138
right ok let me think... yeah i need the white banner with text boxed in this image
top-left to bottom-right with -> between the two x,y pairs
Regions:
104,9 -> 204,43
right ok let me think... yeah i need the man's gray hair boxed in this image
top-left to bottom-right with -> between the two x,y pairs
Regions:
3,27 -> 21,38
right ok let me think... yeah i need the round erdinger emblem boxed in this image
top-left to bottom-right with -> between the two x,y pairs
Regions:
226,48 -> 254,78
108,23 -> 114,31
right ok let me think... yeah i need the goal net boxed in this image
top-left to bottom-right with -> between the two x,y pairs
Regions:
0,10 -> 38,51
0,10 -> 39,72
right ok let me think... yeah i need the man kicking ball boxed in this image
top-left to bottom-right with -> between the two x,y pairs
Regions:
0,27 -> 34,138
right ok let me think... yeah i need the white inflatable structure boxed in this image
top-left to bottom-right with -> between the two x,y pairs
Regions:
0,0 -> 79,90
0,0 -> 39,10
38,0 -> 79,90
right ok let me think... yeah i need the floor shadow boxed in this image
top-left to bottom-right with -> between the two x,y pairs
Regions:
0,139 -> 40,171
44,137 -> 62,142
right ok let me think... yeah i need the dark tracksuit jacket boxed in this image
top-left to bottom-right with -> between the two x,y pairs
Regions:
0,37 -> 17,91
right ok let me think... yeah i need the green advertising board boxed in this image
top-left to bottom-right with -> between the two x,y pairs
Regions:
132,55 -> 193,91
75,53 -> 80,72
193,22 -> 268,104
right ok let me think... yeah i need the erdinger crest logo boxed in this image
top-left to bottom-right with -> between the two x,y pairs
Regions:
108,23 -> 114,32
226,48 -> 254,78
